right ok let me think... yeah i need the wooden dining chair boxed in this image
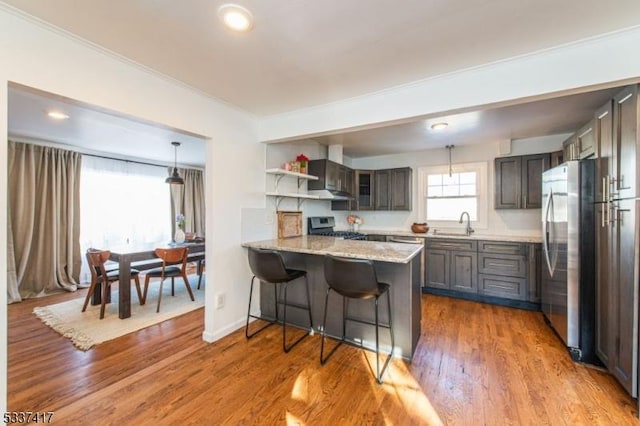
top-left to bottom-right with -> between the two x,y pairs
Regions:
143,247 -> 195,313
82,249 -> 143,319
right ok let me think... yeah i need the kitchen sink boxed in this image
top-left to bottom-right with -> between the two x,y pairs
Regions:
432,230 -> 470,237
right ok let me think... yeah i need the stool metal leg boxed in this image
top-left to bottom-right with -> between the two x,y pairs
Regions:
282,277 -> 313,353
320,287 -> 346,365
245,276 -> 277,339
375,290 -> 394,384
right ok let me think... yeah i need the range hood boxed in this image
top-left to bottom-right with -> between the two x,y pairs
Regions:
308,189 -> 353,200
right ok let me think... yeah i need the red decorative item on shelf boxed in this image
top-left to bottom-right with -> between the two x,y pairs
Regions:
296,154 -> 309,174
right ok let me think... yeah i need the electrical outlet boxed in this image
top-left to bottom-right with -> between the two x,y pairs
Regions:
215,293 -> 225,309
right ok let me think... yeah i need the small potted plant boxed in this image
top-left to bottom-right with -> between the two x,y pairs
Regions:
296,154 -> 309,174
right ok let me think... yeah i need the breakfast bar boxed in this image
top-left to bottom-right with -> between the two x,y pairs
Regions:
242,235 -> 423,360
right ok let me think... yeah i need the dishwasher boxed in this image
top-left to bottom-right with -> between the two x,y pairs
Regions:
386,236 -> 426,288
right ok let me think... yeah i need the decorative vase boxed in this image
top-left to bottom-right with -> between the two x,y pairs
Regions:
175,227 -> 186,243
299,162 -> 307,174
353,223 -> 359,232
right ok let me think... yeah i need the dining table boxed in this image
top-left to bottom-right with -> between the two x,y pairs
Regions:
101,241 -> 205,319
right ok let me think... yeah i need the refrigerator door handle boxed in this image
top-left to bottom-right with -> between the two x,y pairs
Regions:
542,189 -> 554,277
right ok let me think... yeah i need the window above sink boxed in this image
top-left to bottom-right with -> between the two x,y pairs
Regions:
417,161 -> 488,230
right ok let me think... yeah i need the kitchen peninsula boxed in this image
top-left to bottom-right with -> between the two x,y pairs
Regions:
241,235 -> 423,359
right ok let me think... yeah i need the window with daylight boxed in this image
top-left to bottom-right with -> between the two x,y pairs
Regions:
79,156 -> 172,283
418,162 -> 488,228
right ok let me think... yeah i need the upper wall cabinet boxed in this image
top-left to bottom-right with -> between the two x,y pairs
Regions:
331,167 -> 412,211
374,167 -> 412,211
308,159 -> 353,195
563,119 -> 596,161
494,153 -> 550,209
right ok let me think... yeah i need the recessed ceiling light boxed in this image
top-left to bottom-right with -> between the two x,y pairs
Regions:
430,122 -> 448,131
218,4 -> 254,32
47,111 -> 69,120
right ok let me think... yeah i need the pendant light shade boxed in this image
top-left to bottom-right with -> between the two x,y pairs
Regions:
165,141 -> 184,185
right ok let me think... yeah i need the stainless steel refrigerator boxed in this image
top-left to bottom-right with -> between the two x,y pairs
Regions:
541,160 -> 598,363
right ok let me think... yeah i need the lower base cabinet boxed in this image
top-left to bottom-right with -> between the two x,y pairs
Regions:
426,238 -> 540,305
478,274 -> 527,300
426,239 -> 477,293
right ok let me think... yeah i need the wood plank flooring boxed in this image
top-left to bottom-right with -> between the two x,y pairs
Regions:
8,290 -> 640,425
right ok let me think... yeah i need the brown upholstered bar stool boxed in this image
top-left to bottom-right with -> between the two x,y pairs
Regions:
321,255 -> 394,384
246,247 -> 313,353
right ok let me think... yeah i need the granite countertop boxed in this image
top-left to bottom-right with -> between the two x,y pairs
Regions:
353,228 -> 542,244
242,235 -> 423,264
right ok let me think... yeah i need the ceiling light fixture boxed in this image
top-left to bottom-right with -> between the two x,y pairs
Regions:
218,4 -> 254,32
430,122 -> 448,131
165,141 -> 184,185
47,111 -> 69,120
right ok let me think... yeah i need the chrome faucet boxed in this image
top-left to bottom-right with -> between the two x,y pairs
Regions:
459,211 -> 474,236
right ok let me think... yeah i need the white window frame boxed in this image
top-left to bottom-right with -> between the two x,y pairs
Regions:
417,161 -> 488,230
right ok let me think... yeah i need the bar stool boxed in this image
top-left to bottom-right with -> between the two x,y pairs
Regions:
246,247 -> 313,353
321,255 -> 394,384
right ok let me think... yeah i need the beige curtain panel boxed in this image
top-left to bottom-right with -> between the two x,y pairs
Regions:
169,167 -> 205,237
7,141 -> 82,303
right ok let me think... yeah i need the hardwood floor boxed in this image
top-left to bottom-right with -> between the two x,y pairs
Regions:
8,290 -> 639,425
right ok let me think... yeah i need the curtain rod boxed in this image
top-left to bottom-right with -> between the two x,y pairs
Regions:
10,137 -> 203,171
82,152 -> 168,169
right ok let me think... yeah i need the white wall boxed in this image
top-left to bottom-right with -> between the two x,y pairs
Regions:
0,7 -> 264,409
258,26 -> 640,143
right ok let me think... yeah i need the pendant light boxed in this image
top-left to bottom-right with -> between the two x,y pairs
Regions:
165,141 -> 184,185
445,145 -> 455,177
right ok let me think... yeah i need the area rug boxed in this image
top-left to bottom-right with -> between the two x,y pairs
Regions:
33,277 -> 205,350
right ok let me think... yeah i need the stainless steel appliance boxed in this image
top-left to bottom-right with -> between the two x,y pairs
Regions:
541,160 -> 597,363
307,216 -> 366,240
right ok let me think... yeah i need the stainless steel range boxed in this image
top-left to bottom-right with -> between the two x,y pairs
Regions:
307,216 -> 366,240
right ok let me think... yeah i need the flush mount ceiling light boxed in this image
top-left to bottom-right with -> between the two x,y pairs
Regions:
218,3 -> 254,32
430,122 -> 448,131
47,111 -> 69,120
165,141 -> 184,185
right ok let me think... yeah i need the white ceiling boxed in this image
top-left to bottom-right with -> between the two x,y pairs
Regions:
8,85 -> 207,167
3,1 -> 640,161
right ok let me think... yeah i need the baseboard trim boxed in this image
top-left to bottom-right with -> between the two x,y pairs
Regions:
202,317 -> 246,343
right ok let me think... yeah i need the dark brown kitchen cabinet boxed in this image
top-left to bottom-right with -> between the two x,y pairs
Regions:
614,85 -> 638,200
595,99 -> 613,369
610,199 -> 638,395
563,134 -> 578,161
595,85 -> 640,398
426,249 -> 449,289
576,119 -> 596,159
529,244 -> 542,303
550,150 -> 564,167
477,241 -> 529,301
374,167 -> 412,211
331,166 -> 357,211
356,170 -> 374,210
391,168 -> 412,210
374,169 -> 391,210
563,119 -> 596,161
494,153 -> 550,209
333,166 -> 411,211
425,239 -> 477,293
